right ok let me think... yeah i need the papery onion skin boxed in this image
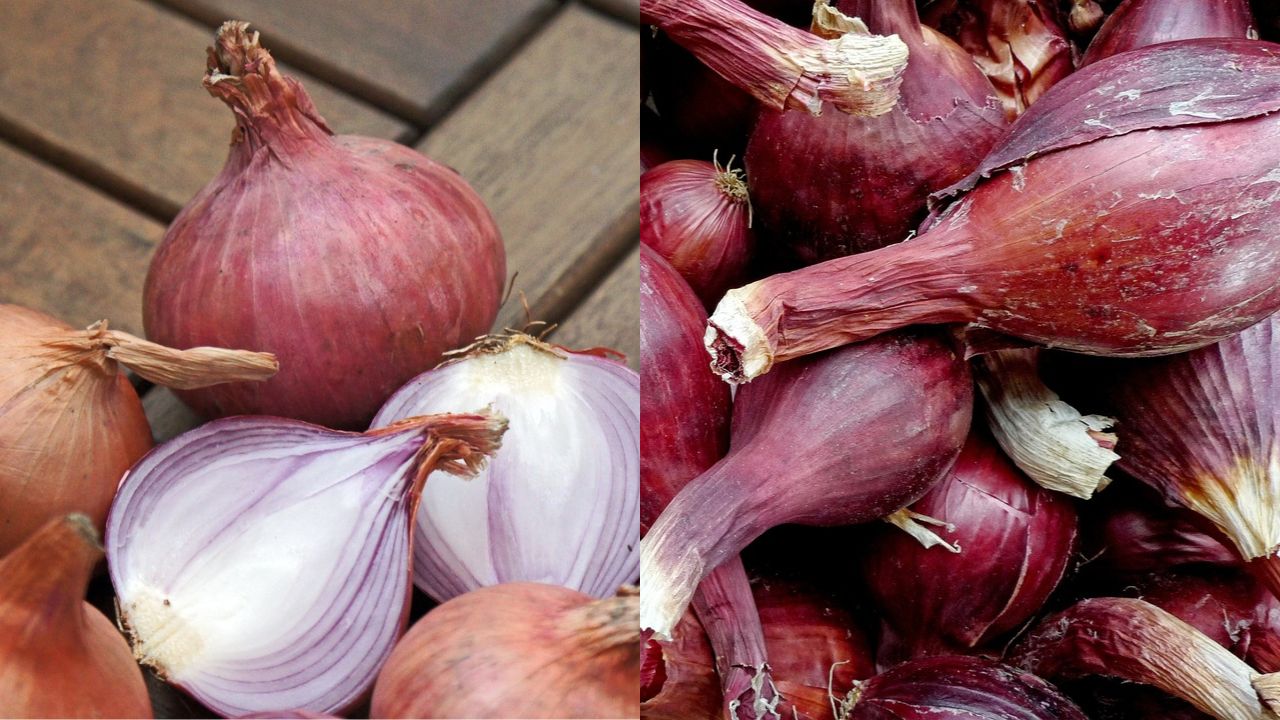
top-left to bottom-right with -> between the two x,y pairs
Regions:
745,0 -> 1007,263
371,583 -> 638,719
371,334 -> 639,602
0,515 -> 152,718
642,612 -> 722,720
641,159 -> 755,309
642,329 -> 972,639
860,429 -> 1077,669
1080,0 -> 1255,66
107,411 -> 505,717
923,0 -> 1076,121
845,655 -> 1087,719
708,39 -> 1280,383
1012,598 -> 1274,720
144,21 -> 505,430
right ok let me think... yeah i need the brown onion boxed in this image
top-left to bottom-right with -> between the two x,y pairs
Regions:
144,21 -> 505,429
640,0 -> 909,117
860,429 -> 1077,668
1081,0 -> 1256,66
0,304 -> 276,557
746,0 -> 1007,263
708,39 -> 1280,383
642,612 -> 721,720
641,329 -> 972,640
923,0 -> 1076,120
642,157 -> 755,308
371,583 -> 637,719
0,515 -> 152,718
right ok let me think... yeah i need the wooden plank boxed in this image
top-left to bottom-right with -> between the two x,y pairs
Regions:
0,143 -> 163,334
157,0 -> 557,125
416,4 -> 640,332
0,0 -> 408,218
583,0 -> 642,25
551,245 -> 639,370
141,387 -> 205,443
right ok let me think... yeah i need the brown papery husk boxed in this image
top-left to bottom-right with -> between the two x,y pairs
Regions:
0,514 -> 152,718
640,0 -> 908,117
708,39 -> 1280,384
1011,598 -> 1277,720
0,305 -> 277,556
642,611 -> 721,720
1056,315 -> 1280,602
923,0 -> 1076,120
1080,0 -> 1256,66
370,583 -> 637,718
745,0 -> 1007,263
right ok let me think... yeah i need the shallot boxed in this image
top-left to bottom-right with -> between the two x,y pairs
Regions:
642,612 -> 722,720
106,411 -> 506,717
708,39 -> 1280,383
144,21 -> 505,429
1081,0 -> 1256,66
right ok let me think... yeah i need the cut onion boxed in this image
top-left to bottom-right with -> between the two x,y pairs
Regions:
106,412 -> 506,717
371,333 -> 639,602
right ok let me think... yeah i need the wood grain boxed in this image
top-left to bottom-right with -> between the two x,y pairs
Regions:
0,0 -> 407,218
415,4 -> 639,332
156,0 -> 557,125
552,245 -> 639,369
0,144 -> 162,333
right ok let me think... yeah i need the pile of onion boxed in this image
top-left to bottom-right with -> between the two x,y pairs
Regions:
144,21 -> 506,429
0,304 -> 276,557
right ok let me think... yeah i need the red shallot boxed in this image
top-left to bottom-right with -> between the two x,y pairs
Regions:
642,612 -> 722,720
370,584 -> 638,719
106,411 -> 506,717
0,304 -> 276,557
641,157 -> 755,308
370,333 -> 639,602
642,329 -> 972,639
860,429 -> 1077,668
0,515 -> 152,718
1081,0 -> 1256,66
746,0 -> 1007,262
144,21 -> 506,429
708,39 -> 1280,383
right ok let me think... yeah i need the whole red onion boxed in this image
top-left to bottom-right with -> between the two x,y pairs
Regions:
843,656 -> 1087,719
144,21 -> 505,429
641,157 -> 755,308
641,329 -> 972,640
708,39 -> 1280,384
860,429 -> 1077,668
923,0 -> 1076,120
642,612 -> 721,720
746,0 -> 1007,263
1081,0 -> 1255,66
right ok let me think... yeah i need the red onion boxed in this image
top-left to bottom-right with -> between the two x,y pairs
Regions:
1083,478 -> 1238,577
708,39 -> 1280,384
1081,0 -> 1256,66
369,333 -> 638,602
641,157 -> 755,308
1012,597 -> 1275,720
642,329 -> 972,639
1062,315 -> 1280,603
106,411 -> 506,716
860,429 -> 1077,668
641,245 -> 777,715
1060,678 -> 1210,720
641,0 -> 909,117
0,304 -> 277,557
144,21 -> 506,429
746,0 -> 1007,263
923,0 -> 1076,120
642,611 -> 722,720
841,656 -> 1087,719
0,515 -> 152,718
644,32 -> 757,160
370,583 -> 637,718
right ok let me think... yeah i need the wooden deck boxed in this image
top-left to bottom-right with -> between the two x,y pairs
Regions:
0,1 -> 637,715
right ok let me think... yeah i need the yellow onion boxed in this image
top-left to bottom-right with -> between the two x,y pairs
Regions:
0,514 -> 152,717
0,304 -> 277,556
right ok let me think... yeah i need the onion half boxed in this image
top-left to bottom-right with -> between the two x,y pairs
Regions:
106,412 -> 506,716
